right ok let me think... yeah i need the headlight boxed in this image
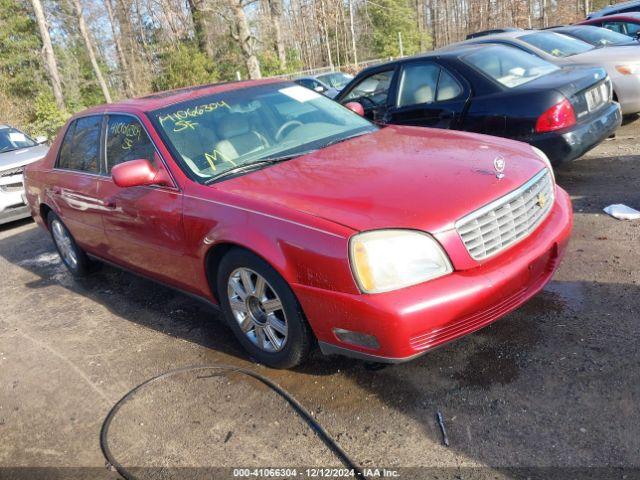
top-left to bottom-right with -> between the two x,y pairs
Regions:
615,64 -> 640,75
530,146 -> 555,183
349,230 -> 452,294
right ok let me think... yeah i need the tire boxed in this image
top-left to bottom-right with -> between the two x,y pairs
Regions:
217,248 -> 313,368
47,211 -> 94,277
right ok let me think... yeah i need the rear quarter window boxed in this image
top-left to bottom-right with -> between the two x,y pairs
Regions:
57,116 -> 102,173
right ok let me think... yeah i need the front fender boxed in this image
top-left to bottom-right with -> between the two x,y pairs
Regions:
183,193 -> 359,301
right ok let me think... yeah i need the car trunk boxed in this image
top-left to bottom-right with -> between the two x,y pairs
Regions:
525,66 -> 611,122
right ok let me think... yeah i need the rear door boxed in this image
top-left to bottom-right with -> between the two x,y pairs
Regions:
96,113 -> 193,289
339,68 -> 397,122
385,60 -> 470,129
50,115 -> 105,251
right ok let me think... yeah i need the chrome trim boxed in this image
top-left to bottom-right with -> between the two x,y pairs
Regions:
455,168 -> 554,261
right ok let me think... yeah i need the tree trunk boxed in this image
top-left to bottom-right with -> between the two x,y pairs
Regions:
104,0 -> 134,96
71,0 -> 112,102
188,0 -> 214,58
269,0 -> 287,70
230,0 -> 262,79
29,0 -> 65,110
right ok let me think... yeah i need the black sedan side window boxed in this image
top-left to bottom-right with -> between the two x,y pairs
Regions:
397,63 -> 463,108
342,70 -> 394,107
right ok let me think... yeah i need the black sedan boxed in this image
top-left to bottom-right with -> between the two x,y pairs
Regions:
336,44 -> 622,164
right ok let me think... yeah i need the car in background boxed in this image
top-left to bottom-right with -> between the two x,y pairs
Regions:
314,71 -> 353,90
452,30 -> 640,115
586,0 -> 640,19
0,125 -> 48,225
551,25 -> 639,47
336,44 -> 621,165
579,12 -> 640,38
465,27 -> 523,39
294,76 -> 339,98
24,79 -> 572,368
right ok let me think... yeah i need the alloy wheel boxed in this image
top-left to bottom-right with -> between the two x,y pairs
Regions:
227,267 -> 288,353
51,219 -> 78,269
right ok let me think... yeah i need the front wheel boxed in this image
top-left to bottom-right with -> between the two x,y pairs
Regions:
217,249 -> 313,368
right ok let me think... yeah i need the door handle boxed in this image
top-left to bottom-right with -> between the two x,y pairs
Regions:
104,198 -> 116,209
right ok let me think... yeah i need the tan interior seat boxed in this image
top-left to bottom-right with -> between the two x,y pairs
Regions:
214,113 -> 267,162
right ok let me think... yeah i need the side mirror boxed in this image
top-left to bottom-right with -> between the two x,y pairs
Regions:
111,159 -> 170,188
345,101 -> 365,116
35,135 -> 48,144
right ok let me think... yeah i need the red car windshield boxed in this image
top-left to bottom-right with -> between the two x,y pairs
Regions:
151,83 -> 375,182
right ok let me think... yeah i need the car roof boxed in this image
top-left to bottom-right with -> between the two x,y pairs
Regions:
354,43 -> 508,74
79,78 -> 286,115
588,0 -> 640,18
584,12 -> 640,22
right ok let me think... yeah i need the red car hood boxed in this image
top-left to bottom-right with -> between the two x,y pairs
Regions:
215,126 -> 547,233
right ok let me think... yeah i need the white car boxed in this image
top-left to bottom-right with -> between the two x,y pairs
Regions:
0,125 -> 48,225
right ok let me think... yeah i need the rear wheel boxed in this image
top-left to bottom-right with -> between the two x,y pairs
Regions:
217,249 -> 312,368
47,212 -> 93,276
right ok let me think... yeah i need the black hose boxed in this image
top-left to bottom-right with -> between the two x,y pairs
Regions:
99,364 -> 364,479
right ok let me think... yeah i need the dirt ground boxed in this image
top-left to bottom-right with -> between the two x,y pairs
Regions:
1,119 -> 639,480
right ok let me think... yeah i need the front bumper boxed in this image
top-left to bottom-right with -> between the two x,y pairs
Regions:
293,187 -> 573,363
531,102 -> 621,165
0,173 -> 30,225
612,73 -> 640,115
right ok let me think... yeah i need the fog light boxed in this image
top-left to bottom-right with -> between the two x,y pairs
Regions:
333,328 -> 380,349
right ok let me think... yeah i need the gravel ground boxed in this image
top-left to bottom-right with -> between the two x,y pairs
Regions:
0,119 -> 639,480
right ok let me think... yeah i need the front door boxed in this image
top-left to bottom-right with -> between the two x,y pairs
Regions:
385,61 -> 470,129
96,113 -> 194,290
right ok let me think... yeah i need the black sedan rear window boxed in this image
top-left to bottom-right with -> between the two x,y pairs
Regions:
462,45 -> 559,88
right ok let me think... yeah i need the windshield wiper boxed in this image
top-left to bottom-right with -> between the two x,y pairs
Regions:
205,150 -> 317,184
318,130 -> 371,150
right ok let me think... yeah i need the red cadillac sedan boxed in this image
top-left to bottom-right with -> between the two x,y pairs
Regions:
24,80 -> 573,368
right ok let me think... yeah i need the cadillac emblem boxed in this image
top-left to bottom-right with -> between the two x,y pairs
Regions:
493,155 -> 506,179
537,192 -> 547,209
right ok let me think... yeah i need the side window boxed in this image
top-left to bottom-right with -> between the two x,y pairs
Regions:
437,69 -> 463,102
105,115 -> 156,173
397,63 -> 440,107
56,116 -> 102,173
342,70 -> 394,107
603,22 -> 626,34
624,22 -> 640,36
396,63 -> 464,107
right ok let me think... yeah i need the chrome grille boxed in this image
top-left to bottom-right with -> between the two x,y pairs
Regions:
455,169 -> 554,261
1,166 -> 24,178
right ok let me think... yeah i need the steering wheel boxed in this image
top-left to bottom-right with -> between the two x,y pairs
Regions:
358,96 -> 378,110
275,120 -> 303,142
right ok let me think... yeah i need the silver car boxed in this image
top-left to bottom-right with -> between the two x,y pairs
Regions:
0,125 -> 48,225
444,30 -> 640,115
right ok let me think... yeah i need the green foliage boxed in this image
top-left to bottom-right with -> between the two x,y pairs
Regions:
0,0 -> 46,98
366,0 -> 430,58
29,93 -> 69,139
152,42 -> 219,91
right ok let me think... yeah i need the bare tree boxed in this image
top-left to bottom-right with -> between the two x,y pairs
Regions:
104,0 -> 134,96
269,0 -> 287,70
71,0 -> 112,102
229,0 -> 262,79
29,0 -> 65,110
